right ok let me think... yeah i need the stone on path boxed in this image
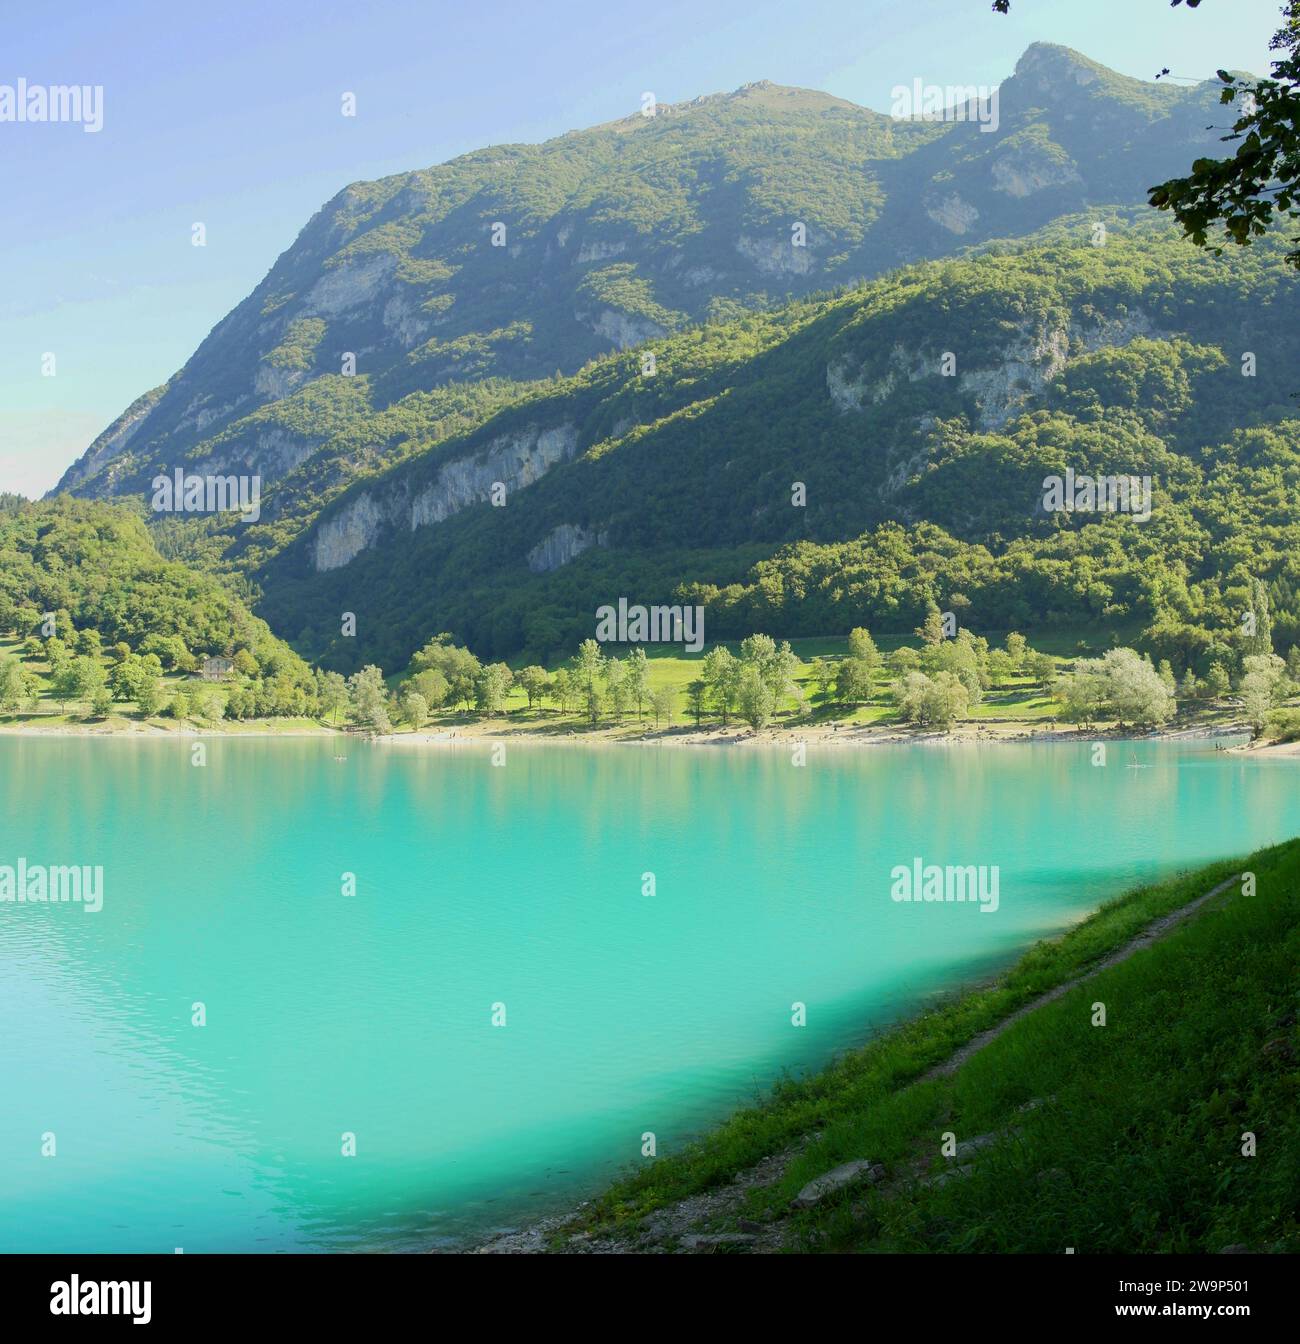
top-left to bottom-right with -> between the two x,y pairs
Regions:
791,1160 -> 884,1209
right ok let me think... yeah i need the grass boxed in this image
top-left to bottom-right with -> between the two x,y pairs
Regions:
576,842 -> 1299,1252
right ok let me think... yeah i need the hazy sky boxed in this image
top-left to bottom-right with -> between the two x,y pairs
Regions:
0,0 -> 1286,497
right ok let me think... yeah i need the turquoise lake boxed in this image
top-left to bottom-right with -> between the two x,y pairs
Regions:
0,735 -> 1295,1252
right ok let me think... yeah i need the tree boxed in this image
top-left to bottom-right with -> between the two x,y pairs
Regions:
834,656 -> 874,705
1027,650 -> 1056,687
1058,661 -> 1110,727
916,602 -> 945,646
348,665 -> 392,734
1104,649 -> 1176,727
887,646 -> 920,676
893,670 -> 968,730
573,639 -> 606,725
1058,648 -> 1175,728
1242,577 -> 1275,658
550,667 -> 573,713
738,633 -> 799,712
920,634 -> 983,705
140,633 -> 194,672
686,678 -> 708,727
133,674 -> 162,718
398,688 -> 429,729
894,671 -> 928,723
233,649 -> 260,678
189,683 -> 225,722
411,634 -> 480,710
736,664 -> 776,730
650,684 -> 676,728
702,646 -> 741,724
0,653 -> 38,715
517,665 -> 550,711
1240,653 -> 1288,731
75,627 -> 102,659
626,648 -> 651,720
44,638 -> 71,677
810,657 -> 835,703
409,668 -> 449,711
1206,660 -> 1232,698
54,656 -> 105,715
475,662 -> 513,715
110,655 -> 143,701
1005,631 -> 1027,671
604,657 -> 632,721
847,627 -> 880,672
1149,3 -> 1300,270
985,648 -> 1014,686
318,670 -> 350,725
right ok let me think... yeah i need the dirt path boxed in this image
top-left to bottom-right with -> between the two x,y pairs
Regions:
922,872 -> 1241,1082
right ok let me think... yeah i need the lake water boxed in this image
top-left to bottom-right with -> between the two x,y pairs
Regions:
0,735 -> 1294,1251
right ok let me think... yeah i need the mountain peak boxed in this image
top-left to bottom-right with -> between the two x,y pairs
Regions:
1014,42 -> 1109,85
661,80 -> 866,117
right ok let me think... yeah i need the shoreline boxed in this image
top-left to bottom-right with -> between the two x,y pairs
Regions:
0,717 -> 1263,749
376,720 -> 1255,750
464,856 -> 1266,1256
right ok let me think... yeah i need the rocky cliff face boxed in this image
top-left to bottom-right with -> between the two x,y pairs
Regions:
827,310 -> 1166,430
526,523 -> 605,574
311,423 -> 579,572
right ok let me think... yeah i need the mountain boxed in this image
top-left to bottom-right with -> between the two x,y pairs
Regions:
58,43 -> 1228,508
51,43 -> 1299,677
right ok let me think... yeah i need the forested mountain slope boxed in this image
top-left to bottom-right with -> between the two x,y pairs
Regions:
235,211 -> 1300,672
56,44 -> 1230,506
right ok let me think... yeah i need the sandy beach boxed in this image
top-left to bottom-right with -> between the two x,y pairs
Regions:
0,713 -> 1263,751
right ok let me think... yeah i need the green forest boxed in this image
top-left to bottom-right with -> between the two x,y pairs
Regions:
229,213 -> 1300,678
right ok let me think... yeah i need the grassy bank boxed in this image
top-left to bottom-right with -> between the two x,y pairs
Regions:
572,842 -> 1299,1253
